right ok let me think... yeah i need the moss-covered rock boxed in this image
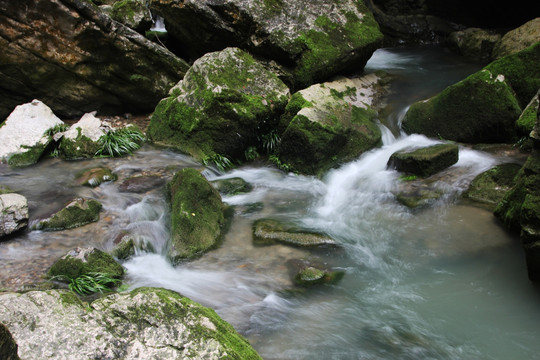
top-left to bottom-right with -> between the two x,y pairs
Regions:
58,113 -> 106,160
0,322 -> 19,360
47,247 -> 124,280
277,74 -> 384,176
395,188 -> 443,209
212,177 -> 253,195
465,163 -> 522,208
293,266 -> 345,287
253,218 -> 337,247
167,168 -> 229,262
111,235 -> 136,260
148,47 -> 290,167
34,198 -> 102,231
516,90 -> 540,136
75,167 -> 117,187
110,0 -> 152,33
388,143 -> 459,178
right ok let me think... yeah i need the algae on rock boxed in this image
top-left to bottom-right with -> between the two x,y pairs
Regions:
33,198 -> 102,231
47,247 -> 125,280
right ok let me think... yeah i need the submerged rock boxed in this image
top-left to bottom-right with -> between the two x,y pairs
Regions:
150,0 -> 383,88
492,18 -> 540,59
75,167 -> 117,187
0,100 -> 64,167
388,143 -> 459,178
288,260 -> 345,287
0,0 -> 189,119
465,163 -> 522,209
212,177 -> 253,196
0,287 -> 261,359
47,247 -> 124,280
0,193 -> 28,239
148,47 -> 290,166
118,173 -> 165,193
34,197 -> 102,231
277,74 -> 384,176
167,168 -> 229,263
395,187 -> 443,209
253,218 -> 337,247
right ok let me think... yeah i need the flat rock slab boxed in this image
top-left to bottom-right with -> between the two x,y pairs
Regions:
388,143 -> 459,178
253,218 -> 337,247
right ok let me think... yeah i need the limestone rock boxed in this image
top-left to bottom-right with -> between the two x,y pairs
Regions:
0,100 -> 64,167
465,163 -> 521,209
388,143 -> 459,178
277,74 -> 383,176
253,218 -> 337,247
0,287 -> 261,359
75,167 -> 117,187
149,0 -> 383,88
492,18 -> 540,59
0,193 -> 28,239
47,247 -> 124,280
448,28 -> 501,61
148,47 -> 290,165
0,0 -> 189,120
167,168 -> 228,263
34,197 -> 102,231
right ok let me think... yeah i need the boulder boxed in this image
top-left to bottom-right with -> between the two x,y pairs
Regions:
47,247 -> 124,280
110,0 -> 152,33
516,90 -> 540,136
75,167 -> 117,187
33,197 -> 102,231
253,218 -> 337,247
277,74 -> 383,176
118,174 -> 165,193
212,177 -> 253,196
0,100 -> 64,167
167,168 -> 229,262
0,322 -> 19,360
492,18 -> 540,59
149,0 -> 383,88
288,260 -> 345,287
465,163 -> 522,209
0,0 -> 189,120
111,233 -> 136,260
0,287 -> 261,359
58,113 -> 109,160
0,193 -> 29,239
448,28 -> 501,61
148,47 -> 290,166
388,143 -> 459,178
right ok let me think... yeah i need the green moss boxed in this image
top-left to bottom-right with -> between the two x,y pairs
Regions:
59,133 -> 101,160
111,0 -> 137,22
7,143 -> 48,167
212,177 -> 253,195
388,144 -> 459,178
516,95 -> 539,136
36,198 -> 102,231
47,248 -> 124,280
465,163 -> 522,208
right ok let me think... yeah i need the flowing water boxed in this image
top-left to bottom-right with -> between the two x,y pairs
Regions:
2,46 -> 540,359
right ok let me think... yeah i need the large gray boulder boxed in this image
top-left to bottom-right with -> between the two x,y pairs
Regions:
149,0 -> 383,88
0,100 -> 64,167
148,47 -> 290,166
0,288 -> 261,359
0,193 -> 28,239
0,0 -> 189,120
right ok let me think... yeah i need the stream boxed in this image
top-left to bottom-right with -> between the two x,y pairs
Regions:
1,46 -> 540,359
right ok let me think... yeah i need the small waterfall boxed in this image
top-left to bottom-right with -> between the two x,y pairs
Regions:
150,16 -> 166,32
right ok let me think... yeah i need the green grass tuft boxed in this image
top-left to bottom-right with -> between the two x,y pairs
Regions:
51,272 -> 121,296
95,127 -> 145,157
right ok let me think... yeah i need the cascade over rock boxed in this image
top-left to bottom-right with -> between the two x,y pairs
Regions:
0,288 -> 261,360
149,0 -> 383,88
0,0 -> 189,120
148,47 -> 290,165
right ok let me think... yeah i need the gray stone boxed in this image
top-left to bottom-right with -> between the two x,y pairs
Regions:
0,193 -> 29,238
492,18 -> 540,59
253,218 -> 337,247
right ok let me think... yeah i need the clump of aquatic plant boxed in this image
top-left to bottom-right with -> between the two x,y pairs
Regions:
202,153 -> 233,172
261,130 -> 281,154
51,272 -> 121,296
95,126 -> 145,157
244,146 -> 260,161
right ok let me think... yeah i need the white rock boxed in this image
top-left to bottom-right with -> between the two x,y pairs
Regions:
0,99 -> 64,162
63,112 -> 107,142
0,193 -> 29,237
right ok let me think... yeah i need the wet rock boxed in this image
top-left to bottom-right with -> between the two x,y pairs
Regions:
492,18 -> 540,59
0,287 -> 261,359
167,168 -> 229,263
402,42 -> 540,143
75,167 -> 117,187
388,144 -> 459,178
465,163 -> 522,209
0,100 -> 64,167
448,28 -> 501,61
47,247 -> 124,280
0,194 -> 29,239
516,90 -> 540,136
0,0 -> 189,120
277,74 -> 384,176
395,187 -> 443,209
293,266 -> 344,287
34,197 -> 102,231
253,218 -> 337,247
110,0 -> 152,33
118,174 -> 165,193
0,322 -> 19,360
149,0 -> 383,88
212,177 -> 253,196
148,47 -> 290,166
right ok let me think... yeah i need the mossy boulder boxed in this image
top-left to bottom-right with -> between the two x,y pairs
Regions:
75,167 -> 117,187
148,47 -> 290,167
58,113 -> 107,160
388,143 -> 459,178
167,168 -> 229,262
253,218 -> 337,247
293,266 -> 345,287
276,74 -> 384,176
150,0 -> 383,88
111,235 -> 136,260
0,322 -> 19,360
110,0 -> 152,33
212,177 -> 253,196
516,90 -> 540,136
0,287 -> 261,359
465,163 -> 522,208
492,18 -> 540,59
47,247 -> 124,280
34,197 -> 102,231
